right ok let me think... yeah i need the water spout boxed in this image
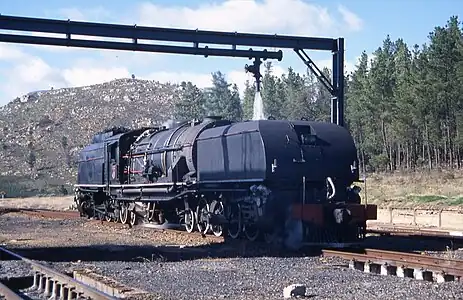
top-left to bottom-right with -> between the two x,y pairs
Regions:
252,92 -> 266,120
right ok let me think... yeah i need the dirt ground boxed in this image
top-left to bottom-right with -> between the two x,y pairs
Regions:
0,196 -> 74,210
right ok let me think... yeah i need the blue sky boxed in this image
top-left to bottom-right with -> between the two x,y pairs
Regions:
0,0 -> 460,106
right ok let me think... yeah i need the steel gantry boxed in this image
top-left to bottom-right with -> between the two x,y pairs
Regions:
0,14 -> 345,126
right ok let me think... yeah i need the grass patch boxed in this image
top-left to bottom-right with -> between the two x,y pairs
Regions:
449,196 -> 463,206
358,170 -> 463,208
0,175 -> 72,198
406,194 -> 448,203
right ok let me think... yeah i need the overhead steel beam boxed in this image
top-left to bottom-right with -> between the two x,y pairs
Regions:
0,14 -> 345,127
0,34 -> 283,59
0,15 -> 337,51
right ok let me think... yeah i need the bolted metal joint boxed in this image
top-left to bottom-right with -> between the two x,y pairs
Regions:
244,57 -> 263,92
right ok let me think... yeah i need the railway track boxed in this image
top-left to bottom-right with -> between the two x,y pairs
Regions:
0,207 -> 80,219
0,246 -> 119,299
322,248 -> 463,283
367,223 -> 463,239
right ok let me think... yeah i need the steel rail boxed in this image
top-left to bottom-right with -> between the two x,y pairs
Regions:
367,224 -> 463,239
0,207 -> 80,219
322,248 -> 463,281
0,246 -> 116,299
363,248 -> 463,268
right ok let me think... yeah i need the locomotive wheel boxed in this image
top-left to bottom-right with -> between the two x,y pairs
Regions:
225,203 -> 241,239
244,201 -> 260,241
113,209 -> 120,223
263,229 -> 279,244
105,213 -> 112,222
129,211 -> 137,226
184,209 -> 196,233
104,204 -> 112,222
119,203 -> 129,224
196,197 -> 210,234
244,225 -> 260,241
210,200 -> 224,237
96,210 -> 105,221
147,202 -> 156,222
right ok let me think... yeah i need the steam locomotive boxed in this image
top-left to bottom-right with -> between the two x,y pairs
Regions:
74,116 -> 377,249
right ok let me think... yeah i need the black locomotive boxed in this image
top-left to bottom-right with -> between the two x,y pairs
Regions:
74,116 -> 377,249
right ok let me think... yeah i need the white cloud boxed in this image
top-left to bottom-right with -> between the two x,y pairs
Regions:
0,45 -> 133,103
48,7 -> 112,22
136,0 -> 362,35
62,67 -> 131,87
0,44 -> 27,60
337,5 -> 363,32
1,60 -> 65,100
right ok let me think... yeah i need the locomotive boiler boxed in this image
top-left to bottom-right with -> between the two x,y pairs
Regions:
74,116 -> 377,249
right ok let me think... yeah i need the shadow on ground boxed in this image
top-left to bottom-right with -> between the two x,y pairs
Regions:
3,233 -> 463,263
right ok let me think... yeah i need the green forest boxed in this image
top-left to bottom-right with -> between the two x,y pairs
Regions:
174,16 -> 463,174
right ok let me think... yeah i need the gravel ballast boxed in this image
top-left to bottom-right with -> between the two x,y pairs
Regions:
0,213 -> 462,299
0,260 -> 34,278
48,256 -> 463,300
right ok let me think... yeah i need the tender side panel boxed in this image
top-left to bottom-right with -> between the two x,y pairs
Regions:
77,142 -> 105,185
196,122 -> 266,182
306,121 -> 359,184
257,120 -> 303,187
258,120 -> 358,186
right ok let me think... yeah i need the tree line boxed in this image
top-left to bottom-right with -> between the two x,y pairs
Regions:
172,16 -> 463,173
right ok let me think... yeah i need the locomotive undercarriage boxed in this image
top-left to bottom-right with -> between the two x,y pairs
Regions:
74,184 -> 275,241
74,183 -> 367,247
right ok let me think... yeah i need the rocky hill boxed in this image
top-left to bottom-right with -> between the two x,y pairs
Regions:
0,78 -> 180,197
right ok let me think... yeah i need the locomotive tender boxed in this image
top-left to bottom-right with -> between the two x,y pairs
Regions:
74,116 -> 377,249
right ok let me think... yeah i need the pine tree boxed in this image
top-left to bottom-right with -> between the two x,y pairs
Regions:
282,67 -> 307,120
174,81 -> 206,121
426,16 -> 463,168
204,71 -> 243,121
242,80 -> 255,120
313,67 -> 332,122
368,36 -> 397,171
261,62 -> 284,119
391,39 -> 416,170
228,83 -> 243,121
346,51 -> 371,172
